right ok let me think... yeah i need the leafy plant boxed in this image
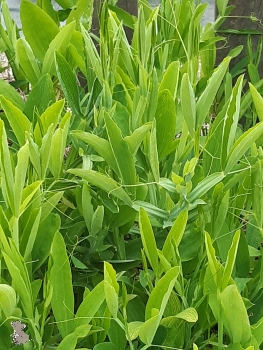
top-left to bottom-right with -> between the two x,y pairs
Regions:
0,0 -> 263,349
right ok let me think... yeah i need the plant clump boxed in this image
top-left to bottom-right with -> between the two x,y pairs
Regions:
0,0 -> 263,349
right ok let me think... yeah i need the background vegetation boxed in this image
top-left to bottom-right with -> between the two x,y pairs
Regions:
0,0 -> 263,349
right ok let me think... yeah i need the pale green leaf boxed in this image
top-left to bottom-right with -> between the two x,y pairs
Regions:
222,230 -> 240,290
159,61 -> 180,100
42,21 -> 75,76
181,73 -> 196,136
0,78 -> 25,109
104,111 -> 136,197
67,169 -> 133,206
14,142 -> 29,217
139,207 -> 159,275
71,131 -> 119,174
249,83 -> 263,122
75,281 -> 105,328
0,97 -> 31,146
187,172 -> 225,203
0,284 -> 16,318
196,57 -> 230,127
220,284 -> 251,345
155,89 -> 176,160
20,0 -> 59,61
225,121 -> 263,174
16,38 -> 40,86
50,231 -> 74,338
55,51 -> 81,115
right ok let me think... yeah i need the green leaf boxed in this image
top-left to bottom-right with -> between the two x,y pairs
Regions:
196,57 -> 230,127
181,73 -> 196,136
251,316 -> 263,346
16,38 -> 40,86
55,0 -> 77,10
159,61 -> 180,100
81,183 -> 93,232
49,112 -> 71,180
225,121 -> 263,174
93,343 -> 116,350
42,21 -> 75,76
162,307 -> 198,324
57,325 -> 92,350
13,142 -> 29,217
34,99 -> 65,146
20,181 -> 42,214
240,80 -> 263,118
249,83 -> 263,122
50,231 -> 75,338
139,312 -> 160,346
32,213 -> 60,272
222,230 -> 240,290
133,201 -> 168,220
187,172 -> 225,203
67,0 -> 93,30
124,122 -> 152,156
162,210 -> 188,260
75,281 -> 105,328
0,79 -> 25,109
140,266 -> 180,344
0,97 -> 31,146
71,256 -> 87,269
235,232 -> 250,279
220,284 -> 251,345
145,266 -> 180,320
139,207 -> 159,275
0,120 -> 14,212
104,262 -> 119,319
0,284 -> 16,318
0,208 -> 12,253
176,307 -> 198,322
204,232 -> 222,286
155,89 -> 176,160
221,75 -> 244,169
81,26 -> 104,83
39,124 -> 56,178
55,51 -> 81,115
71,131 -> 119,174
108,318 -> 127,350
2,251 -> 33,319
20,0 -> 59,61
21,208 -> 41,262
67,169 -> 133,206
23,74 -> 56,123
27,137 -> 40,180
108,4 -> 136,29
104,112 -> 136,197
91,206 -> 104,236
147,122 -> 159,182
41,0 -> 59,24
216,0 -> 229,16
128,321 -> 143,341
57,333 -> 78,350
41,192 -> 64,222
214,190 -> 230,238
1,0 -> 16,40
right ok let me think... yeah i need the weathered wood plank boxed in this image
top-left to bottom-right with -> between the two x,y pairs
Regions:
215,1 -> 263,78
92,0 -> 138,44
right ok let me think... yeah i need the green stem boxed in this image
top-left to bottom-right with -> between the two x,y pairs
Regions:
218,298 -> 224,350
12,217 -> 19,249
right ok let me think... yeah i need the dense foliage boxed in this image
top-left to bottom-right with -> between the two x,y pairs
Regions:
0,0 -> 263,349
